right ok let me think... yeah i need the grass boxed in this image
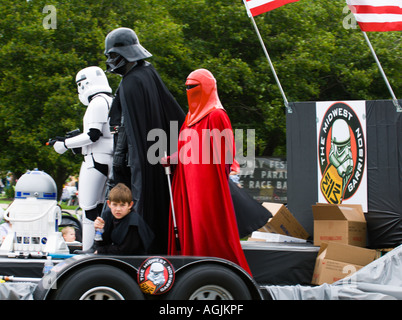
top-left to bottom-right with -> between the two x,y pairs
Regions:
0,196 -> 78,211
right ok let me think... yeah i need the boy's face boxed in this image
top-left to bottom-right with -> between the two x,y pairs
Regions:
107,200 -> 133,219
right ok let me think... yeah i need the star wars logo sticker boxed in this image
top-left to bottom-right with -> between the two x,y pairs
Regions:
317,102 -> 366,204
138,257 -> 175,295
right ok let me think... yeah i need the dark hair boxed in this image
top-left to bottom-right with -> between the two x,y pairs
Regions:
108,183 -> 132,204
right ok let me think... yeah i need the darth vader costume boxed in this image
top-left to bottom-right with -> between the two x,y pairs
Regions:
105,28 -> 186,254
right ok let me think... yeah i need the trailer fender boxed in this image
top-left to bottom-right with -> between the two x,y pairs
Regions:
33,255 -> 139,300
168,258 -> 263,300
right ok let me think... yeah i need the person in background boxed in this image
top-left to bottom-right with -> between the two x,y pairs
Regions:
0,208 -> 11,244
61,226 -> 76,243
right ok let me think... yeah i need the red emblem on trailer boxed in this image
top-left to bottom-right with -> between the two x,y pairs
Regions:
137,256 -> 175,295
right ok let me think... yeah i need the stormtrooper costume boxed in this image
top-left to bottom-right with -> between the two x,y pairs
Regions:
53,66 -> 113,250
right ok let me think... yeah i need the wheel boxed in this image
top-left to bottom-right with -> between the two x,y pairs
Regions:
50,264 -> 144,300
165,264 -> 252,300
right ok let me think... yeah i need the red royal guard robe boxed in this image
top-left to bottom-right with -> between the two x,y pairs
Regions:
167,69 -> 252,276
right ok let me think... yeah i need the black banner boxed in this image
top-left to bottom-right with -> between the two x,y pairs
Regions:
286,100 -> 402,248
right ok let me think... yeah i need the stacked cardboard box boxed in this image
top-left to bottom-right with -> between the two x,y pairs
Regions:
248,202 -> 377,286
312,241 -> 376,285
312,204 -> 367,247
311,203 -> 376,285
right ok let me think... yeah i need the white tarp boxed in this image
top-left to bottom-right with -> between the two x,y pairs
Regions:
264,244 -> 402,300
0,282 -> 37,300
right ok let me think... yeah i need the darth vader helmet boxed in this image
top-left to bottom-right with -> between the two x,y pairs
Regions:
104,27 -> 152,74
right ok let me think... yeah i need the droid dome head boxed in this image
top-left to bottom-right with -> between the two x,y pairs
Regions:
75,66 -> 112,106
15,169 -> 57,200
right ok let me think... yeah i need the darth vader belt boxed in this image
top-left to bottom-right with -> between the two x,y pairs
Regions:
110,125 -> 124,134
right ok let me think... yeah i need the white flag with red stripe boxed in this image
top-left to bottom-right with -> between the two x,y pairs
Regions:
346,0 -> 402,32
244,0 -> 301,17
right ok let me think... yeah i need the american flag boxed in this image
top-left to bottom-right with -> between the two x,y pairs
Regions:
244,0 -> 301,17
346,0 -> 402,32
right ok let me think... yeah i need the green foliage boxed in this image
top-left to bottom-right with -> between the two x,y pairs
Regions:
0,0 -> 400,190
4,185 -> 15,199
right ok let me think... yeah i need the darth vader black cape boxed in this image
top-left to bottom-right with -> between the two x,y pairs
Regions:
110,60 -> 185,254
111,60 -> 270,253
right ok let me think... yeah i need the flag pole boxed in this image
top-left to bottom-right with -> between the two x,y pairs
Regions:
243,0 -> 292,113
361,31 -> 401,112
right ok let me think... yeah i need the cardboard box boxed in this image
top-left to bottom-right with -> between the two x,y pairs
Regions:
259,202 -> 309,240
312,242 -> 376,285
312,203 -> 366,247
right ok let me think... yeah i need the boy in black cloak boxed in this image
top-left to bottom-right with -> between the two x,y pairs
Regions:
94,183 -> 154,255
104,27 -> 186,254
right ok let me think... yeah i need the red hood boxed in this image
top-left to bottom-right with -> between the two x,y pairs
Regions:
185,69 -> 223,126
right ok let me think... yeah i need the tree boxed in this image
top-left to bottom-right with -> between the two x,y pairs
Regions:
0,0 -> 188,193
0,0 -> 400,194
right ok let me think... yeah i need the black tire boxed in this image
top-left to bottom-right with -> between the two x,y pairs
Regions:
165,264 -> 252,300
51,264 -> 144,300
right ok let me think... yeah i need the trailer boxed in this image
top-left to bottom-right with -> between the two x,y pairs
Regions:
0,169 -> 266,300
0,170 -> 318,300
29,253 -> 262,300
1,238 -> 321,300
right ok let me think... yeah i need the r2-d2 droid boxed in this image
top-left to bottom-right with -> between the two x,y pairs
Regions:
0,170 -> 69,255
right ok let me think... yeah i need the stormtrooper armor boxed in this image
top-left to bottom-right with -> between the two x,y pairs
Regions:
53,66 -> 113,250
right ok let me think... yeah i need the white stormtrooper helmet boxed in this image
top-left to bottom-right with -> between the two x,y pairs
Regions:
76,66 -> 112,106
331,119 -> 351,159
329,119 -> 353,178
